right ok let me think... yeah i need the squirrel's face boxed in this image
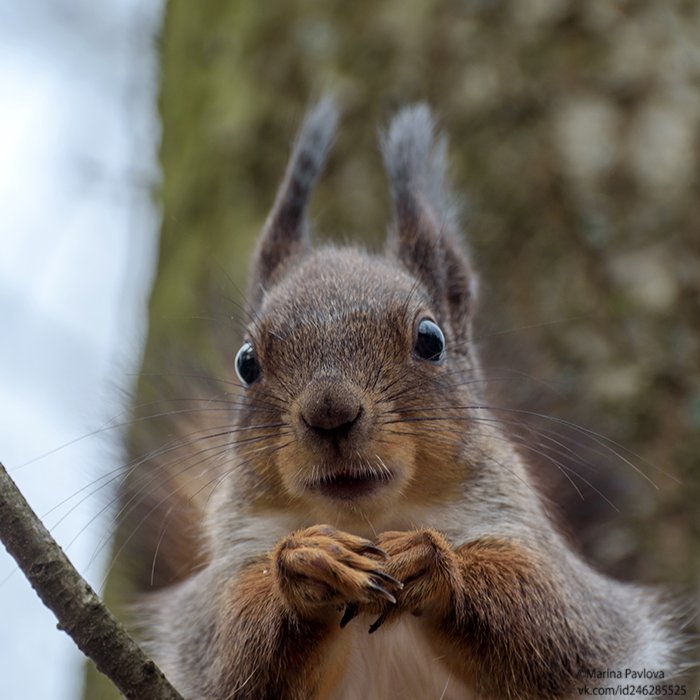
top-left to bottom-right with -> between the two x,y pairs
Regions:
233,248 -> 475,523
228,100 -> 478,525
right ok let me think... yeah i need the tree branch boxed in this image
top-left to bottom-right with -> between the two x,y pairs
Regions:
0,461 -> 183,700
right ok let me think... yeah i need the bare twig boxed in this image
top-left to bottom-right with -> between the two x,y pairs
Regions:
0,461 -> 183,700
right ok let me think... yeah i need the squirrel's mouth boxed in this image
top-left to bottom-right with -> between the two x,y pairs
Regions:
308,468 -> 393,501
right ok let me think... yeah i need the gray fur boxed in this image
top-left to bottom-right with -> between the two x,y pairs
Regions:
381,104 -> 459,230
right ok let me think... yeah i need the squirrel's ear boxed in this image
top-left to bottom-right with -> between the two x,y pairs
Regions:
381,105 -> 476,350
247,97 -> 338,307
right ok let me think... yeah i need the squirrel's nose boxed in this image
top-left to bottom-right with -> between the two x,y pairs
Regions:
300,383 -> 363,442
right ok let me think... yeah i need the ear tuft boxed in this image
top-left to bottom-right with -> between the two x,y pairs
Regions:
281,96 -> 339,226
381,105 -> 475,349
381,104 -> 458,232
248,97 -> 339,306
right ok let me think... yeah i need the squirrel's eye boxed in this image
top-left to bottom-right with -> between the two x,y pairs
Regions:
414,319 -> 445,363
235,341 -> 261,387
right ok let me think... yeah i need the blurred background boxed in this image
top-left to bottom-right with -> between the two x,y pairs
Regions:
0,0 -> 161,698
1,1 -> 699,698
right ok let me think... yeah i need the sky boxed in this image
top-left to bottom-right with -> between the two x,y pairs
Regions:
0,1 -> 163,697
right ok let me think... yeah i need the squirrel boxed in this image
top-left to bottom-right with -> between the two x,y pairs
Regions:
136,98 -> 690,700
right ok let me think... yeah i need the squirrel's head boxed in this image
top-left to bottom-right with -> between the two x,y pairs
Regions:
232,99 -> 480,527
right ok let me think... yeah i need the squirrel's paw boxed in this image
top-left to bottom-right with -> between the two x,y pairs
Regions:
368,529 -> 462,633
273,525 -> 403,623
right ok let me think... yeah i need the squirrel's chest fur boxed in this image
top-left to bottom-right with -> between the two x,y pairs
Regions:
328,615 -> 471,700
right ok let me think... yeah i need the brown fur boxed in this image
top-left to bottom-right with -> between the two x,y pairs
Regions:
138,100 -> 687,699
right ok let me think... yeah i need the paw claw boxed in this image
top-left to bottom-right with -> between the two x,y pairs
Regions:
340,603 -> 359,628
368,610 -> 389,634
367,579 -> 397,604
358,543 -> 388,559
370,569 -> 404,589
